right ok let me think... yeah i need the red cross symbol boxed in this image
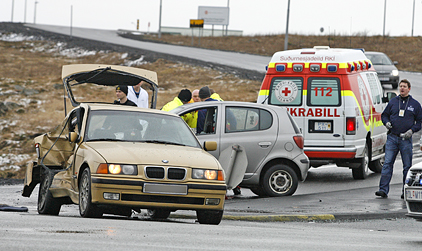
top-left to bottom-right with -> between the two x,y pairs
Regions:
281,87 -> 291,96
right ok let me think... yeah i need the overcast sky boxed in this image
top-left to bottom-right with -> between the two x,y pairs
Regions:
1,0 -> 421,36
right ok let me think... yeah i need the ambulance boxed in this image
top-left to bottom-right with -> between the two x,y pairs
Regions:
257,46 -> 395,179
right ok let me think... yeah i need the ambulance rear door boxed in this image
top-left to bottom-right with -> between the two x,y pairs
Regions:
267,77 -> 306,134
303,77 -> 345,148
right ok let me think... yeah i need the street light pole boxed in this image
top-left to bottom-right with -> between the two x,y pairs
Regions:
284,0 -> 290,50
70,5 -> 73,38
24,0 -> 27,23
11,0 -> 14,22
383,0 -> 386,36
34,1 -> 38,24
411,0 -> 415,36
158,0 -> 162,38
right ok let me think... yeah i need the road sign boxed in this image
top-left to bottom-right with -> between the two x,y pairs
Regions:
190,19 -> 204,28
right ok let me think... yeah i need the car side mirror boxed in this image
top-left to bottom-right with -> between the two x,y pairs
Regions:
382,92 -> 397,103
69,132 -> 78,143
203,141 -> 217,151
393,61 -> 398,65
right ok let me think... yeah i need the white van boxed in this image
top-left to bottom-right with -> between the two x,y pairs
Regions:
257,46 -> 395,179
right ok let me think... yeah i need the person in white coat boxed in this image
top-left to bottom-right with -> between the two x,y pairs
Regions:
127,80 -> 149,108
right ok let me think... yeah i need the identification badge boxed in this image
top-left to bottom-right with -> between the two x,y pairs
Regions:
399,109 -> 405,117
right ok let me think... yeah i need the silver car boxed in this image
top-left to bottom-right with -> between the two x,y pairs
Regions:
404,160 -> 422,221
365,51 -> 399,88
172,101 -> 310,197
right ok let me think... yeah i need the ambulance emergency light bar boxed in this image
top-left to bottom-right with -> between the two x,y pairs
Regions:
265,47 -> 372,73
266,60 -> 372,73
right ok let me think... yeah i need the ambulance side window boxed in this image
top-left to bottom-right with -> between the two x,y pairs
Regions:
307,78 -> 341,106
367,73 -> 381,104
268,77 -> 303,106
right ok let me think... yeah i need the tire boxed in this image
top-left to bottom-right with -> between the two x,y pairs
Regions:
249,186 -> 268,197
196,210 -> 223,225
147,209 -> 171,220
79,168 -> 103,218
352,144 -> 369,180
37,169 -> 62,215
262,164 -> 298,197
369,156 -> 384,173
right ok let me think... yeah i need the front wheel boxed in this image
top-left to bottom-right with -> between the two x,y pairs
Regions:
79,168 -> 102,218
196,210 -> 223,225
352,144 -> 369,180
38,169 -> 62,215
262,164 -> 298,197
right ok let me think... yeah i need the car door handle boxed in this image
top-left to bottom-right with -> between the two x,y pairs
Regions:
258,142 -> 272,148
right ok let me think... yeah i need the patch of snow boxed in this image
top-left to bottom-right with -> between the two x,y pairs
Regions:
0,153 -> 31,171
0,33 -> 40,42
125,56 -> 146,66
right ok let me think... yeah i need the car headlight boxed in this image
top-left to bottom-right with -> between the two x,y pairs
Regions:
96,163 -> 138,175
392,70 -> 399,76
192,169 -> 224,181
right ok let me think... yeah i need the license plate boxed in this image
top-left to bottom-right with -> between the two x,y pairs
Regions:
315,121 -> 331,131
143,183 -> 188,195
405,189 -> 422,201
379,77 -> 389,81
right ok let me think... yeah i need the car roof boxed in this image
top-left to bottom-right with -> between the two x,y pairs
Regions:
81,103 -> 181,117
364,51 -> 386,55
171,101 -> 288,114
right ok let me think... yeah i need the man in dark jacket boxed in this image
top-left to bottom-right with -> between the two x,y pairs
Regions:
114,85 -> 137,106
376,79 -> 422,199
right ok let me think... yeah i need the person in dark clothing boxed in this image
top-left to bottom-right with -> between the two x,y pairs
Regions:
196,86 -> 218,134
376,79 -> 422,199
114,85 -> 137,106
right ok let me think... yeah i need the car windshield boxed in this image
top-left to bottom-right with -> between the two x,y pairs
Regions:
85,110 -> 200,148
366,53 -> 393,65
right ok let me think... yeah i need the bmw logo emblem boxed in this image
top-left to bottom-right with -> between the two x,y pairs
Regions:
162,160 -> 169,164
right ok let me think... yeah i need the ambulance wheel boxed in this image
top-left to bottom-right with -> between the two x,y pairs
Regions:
262,164 -> 298,196
369,156 -> 384,173
352,145 -> 369,180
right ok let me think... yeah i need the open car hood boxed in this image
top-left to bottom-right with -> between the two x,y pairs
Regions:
62,64 -> 158,109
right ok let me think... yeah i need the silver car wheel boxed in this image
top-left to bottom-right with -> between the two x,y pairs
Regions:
269,170 -> 292,193
262,164 -> 298,197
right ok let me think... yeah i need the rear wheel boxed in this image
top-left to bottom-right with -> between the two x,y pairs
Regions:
249,186 -> 268,197
352,144 -> 369,179
37,169 -> 62,215
369,156 -> 384,173
147,209 -> 171,220
262,164 -> 298,197
79,168 -> 103,218
196,210 -> 223,225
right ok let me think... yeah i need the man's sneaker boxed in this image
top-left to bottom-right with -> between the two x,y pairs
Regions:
375,191 -> 388,198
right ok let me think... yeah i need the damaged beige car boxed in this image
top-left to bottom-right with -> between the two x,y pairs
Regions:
22,65 -> 226,224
